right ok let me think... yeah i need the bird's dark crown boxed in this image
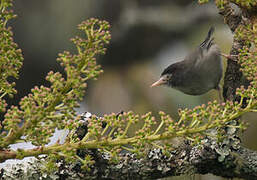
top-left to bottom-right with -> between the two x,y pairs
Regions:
161,61 -> 184,76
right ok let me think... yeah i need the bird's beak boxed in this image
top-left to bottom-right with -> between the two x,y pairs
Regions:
151,77 -> 166,87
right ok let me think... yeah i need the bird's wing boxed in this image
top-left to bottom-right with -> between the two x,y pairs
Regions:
183,27 -> 216,68
183,48 -> 202,66
193,26 -> 216,66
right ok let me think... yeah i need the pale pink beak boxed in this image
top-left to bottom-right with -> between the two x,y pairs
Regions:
151,77 -> 166,87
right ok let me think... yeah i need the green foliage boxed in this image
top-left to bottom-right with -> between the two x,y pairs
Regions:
198,0 -> 209,4
231,0 -> 257,9
0,0 -> 23,113
0,0 -> 256,172
0,17 -> 110,147
214,0 -> 257,10
215,0 -> 227,10
236,25 -> 257,82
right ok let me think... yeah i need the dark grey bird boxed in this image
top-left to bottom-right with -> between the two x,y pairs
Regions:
151,27 -> 223,99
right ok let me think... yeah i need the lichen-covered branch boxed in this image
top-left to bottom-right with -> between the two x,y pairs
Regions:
1,141 -> 257,179
214,0 -> 257,103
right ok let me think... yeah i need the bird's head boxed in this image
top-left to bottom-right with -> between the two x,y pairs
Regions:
151,63 -> 178,87
151,61 -> 184,87
151,73 -> 172,87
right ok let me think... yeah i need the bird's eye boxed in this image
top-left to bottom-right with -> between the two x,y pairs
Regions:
166,74 -> 172,79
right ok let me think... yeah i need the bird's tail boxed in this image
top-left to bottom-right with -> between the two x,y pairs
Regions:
199,26 -> 215,49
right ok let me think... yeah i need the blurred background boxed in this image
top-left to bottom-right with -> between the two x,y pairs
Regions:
5,0 -> 256,179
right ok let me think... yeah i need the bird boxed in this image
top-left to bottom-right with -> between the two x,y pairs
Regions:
151,27 -> 223,100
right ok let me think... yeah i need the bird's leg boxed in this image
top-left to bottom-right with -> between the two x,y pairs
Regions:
221,53 -> 238,61
216,85 -> 224,103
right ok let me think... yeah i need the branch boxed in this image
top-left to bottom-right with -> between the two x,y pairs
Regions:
230,0 -> 257,11
1,142 -> 257,179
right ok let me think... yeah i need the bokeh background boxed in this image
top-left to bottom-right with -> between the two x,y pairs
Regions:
5,0 -> 256,179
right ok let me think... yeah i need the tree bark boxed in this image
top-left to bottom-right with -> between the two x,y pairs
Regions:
1,141 -> 257,179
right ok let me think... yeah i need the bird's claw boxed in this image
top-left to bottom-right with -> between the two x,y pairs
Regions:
221,53 -> 238,61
